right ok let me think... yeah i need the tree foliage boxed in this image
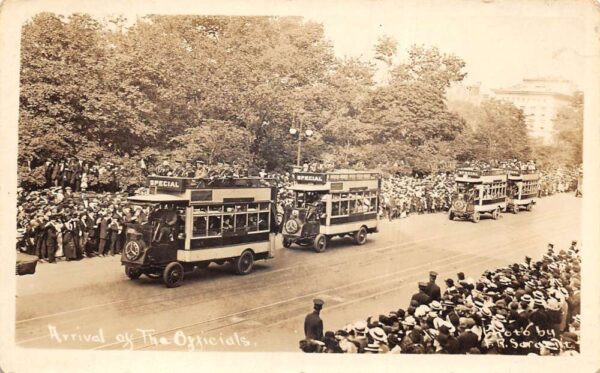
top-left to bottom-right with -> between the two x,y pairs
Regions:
19,13 -> 562,186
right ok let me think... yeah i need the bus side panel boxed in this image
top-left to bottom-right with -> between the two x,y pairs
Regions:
323,218 -> 378,235
189,232 -> 270,249
329,212 -> 378,225
177,241 -> 270,262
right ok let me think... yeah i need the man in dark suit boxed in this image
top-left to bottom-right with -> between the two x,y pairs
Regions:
426,271 -> 441,301
98,212 -> 109,256
304,299 -> 324,341
410,282 -> 431,306
44,218 -> 58,263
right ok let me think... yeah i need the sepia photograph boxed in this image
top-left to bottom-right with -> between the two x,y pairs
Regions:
1,0 -> 599,372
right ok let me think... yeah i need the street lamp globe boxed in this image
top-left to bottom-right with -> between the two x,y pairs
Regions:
305,129 -> 314,137
289,128 -> 298,135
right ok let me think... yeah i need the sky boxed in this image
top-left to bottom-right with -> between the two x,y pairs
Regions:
304,0 -> 592,93
8,0 -> 597,94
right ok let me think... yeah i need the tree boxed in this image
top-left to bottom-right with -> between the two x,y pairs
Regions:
552,92 -> 583,165
374,35 -> 398,67
170,120 -> 253,166
467,99 -> 531,161
391,45 -> 467,93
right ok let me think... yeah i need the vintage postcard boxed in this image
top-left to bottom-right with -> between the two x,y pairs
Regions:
1,0 -> 599,372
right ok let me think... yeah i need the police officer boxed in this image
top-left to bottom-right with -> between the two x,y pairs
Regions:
410,282 -> 431,306
304,299 -> 325,341
426,271 -> 441,301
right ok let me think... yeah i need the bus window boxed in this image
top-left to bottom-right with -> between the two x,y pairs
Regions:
258,212 -> 269,231
235,204 -> 247,212
340,200 -> 349,215
370,197 -> 377,211
195,205 -> 208,213
332,193 -> 341,201
349,199 -> 356,213
235,213 -> 248,231
208,215 -> 222,236
223,214 -> 234,233
248,203 -> 258,212
248,214 -> 259,231
259,202 -> 270,211
193,216 -> 208,237
332,201 -> 341,216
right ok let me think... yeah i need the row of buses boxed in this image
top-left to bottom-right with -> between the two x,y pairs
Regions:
121,167 -> 539,287
449,168 -> 540,223
121,171 -> 379,287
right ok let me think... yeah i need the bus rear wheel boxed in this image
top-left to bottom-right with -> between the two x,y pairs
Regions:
313,234 -> 328,253
526,203 -> 533,211
354,227 -> 368,245
163,262 -> 184,288
492,208 -> 500,220
472,212 -> 480,223
234,250 -> 254,275
513,205 -> 519,214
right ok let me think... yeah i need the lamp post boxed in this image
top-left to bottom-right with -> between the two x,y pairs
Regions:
289,118 -> 314,166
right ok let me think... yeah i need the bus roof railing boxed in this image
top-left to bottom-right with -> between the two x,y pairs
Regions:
455,168 -> 506,177
148,175 -> 275,189
507,169 -> 538,176
294,171 -> 380,183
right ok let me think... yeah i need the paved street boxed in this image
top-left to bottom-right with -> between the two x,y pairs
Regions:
15,193 -> 581,352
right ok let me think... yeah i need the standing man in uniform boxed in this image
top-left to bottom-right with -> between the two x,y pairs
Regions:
426,271 -> 441,301
304,299 -> 325,341
410,282 -> 431,306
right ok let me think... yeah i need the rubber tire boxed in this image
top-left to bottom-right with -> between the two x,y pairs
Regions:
492,209 -> 499,220
234,250 -> 254,275
313,234 -> 328,253
472,212 -> 480,223
125,265 -> 142,280
526,203 -> 533,211
283,238 -> 293,248
163,262 -> 184,288
513,205 -> 519,214
354,227 -> 368,245
449,211 -> 454,220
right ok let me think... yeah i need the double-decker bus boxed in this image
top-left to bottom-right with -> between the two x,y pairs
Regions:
506,169 -> 540,213
449,168 -> 507,223
121,176 -> 278,287
280,170 -> 380,252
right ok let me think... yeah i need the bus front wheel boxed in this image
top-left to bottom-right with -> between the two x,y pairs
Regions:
526,203 -> 533,211
283,238 -> 293,248
314,234 -> 328,253
472,212 -> 480,223
163,262 -> 184,288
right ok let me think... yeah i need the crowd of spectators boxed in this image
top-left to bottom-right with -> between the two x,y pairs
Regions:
16,159 -> 580,263
301,241 -> 581,355
30,158 -> 124,193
